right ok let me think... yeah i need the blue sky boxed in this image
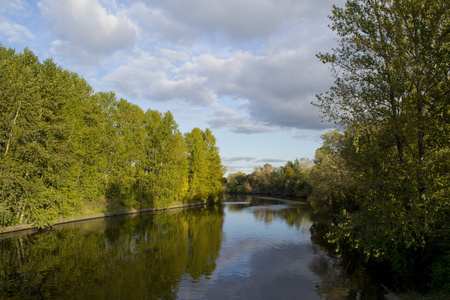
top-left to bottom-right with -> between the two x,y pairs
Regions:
0,0 -> 345,175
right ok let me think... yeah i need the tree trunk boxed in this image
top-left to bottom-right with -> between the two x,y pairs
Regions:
415,41 -> 426,203
5,100 -> 21,155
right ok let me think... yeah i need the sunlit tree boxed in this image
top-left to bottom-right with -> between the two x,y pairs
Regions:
315,0 -> 450,288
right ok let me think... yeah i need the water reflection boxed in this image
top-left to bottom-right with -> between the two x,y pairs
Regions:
310,223 -> 386,299
0,206 -> 223,299
0,196 -> 385,299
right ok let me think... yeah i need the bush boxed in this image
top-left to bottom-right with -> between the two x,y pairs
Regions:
431,252 -> 450,292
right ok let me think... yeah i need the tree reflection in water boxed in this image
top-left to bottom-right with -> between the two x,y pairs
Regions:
1,197 -> 386,299
310,223 -> 386,299
224,195 -> 386,300
0,205 -> 223,299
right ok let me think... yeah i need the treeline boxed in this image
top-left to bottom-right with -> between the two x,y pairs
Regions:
311,0 -> 449,294
0,45 -> 225,228
226,159 -> 312,198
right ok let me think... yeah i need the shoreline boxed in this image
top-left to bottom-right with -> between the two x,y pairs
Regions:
0,201 -> 207,237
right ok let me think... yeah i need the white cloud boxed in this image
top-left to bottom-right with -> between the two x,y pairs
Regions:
152,75 -> 218,105
156,0 -> 306,41
173,48 -> 334,130
0,0 -> 29,14
293,129 -> 328,141
97,0 -> 342,133
0,22 -> 34,43
38,0 -> 138,63
102,56 -> 166,100
102,50 -> 218,106
103,44 -> 333,131
124,2 -> 194,45
0,0 -> 35,44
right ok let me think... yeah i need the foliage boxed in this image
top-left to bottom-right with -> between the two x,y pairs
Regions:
226,159 -> 313,198
313,0 -> 450,292
185,128 -> 226,202
0,201 -> 13,226
0,45 -> 225,227
431,251 -> 450,292
141,110 -> 189,207
307,130 -> 355,216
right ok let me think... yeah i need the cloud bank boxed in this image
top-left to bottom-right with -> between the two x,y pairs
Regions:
3,0 -> 343,132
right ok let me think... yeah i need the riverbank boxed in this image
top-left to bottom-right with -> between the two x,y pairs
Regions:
0,201 -> 207,237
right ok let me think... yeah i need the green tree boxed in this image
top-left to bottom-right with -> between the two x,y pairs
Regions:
0,46 -> 42,225
202,129 -> 226,201
249,165 -> 270,194
185,128 -> 225,202
226,172 -> 251,194
316,0 -> 449,207
315,0 -> 450,289
141,110 -> 188,207
63,73 -> 99,204
0,44 -> 226,228
0,47 -> 79,227
308,130 -> 354,215
104,98 -> 146,207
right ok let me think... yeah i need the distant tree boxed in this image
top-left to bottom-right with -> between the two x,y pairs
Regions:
227,160 -> 312,198
226,172 -> 250,194
249,166 -> 269,194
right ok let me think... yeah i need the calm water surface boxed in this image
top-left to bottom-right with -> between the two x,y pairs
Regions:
0,195 -> 386,299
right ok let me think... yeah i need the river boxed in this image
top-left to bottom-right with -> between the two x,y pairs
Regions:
0,195 -> 387,299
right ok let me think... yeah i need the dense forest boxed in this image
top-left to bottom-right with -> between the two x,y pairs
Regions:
228,0 -> 449,294
0,45 -> 226,228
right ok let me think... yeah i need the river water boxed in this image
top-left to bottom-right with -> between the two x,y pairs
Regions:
0,195 -> 386,299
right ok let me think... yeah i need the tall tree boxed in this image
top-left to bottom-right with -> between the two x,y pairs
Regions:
0,47 -> 42,224
141,110 -> 188,207
315,0 -> 450,287
0,47 -> 81,226
202,129 -> 226,201
0,45 -> 226,228
185,128 -> 225,202
105,98 -> 146,207
316,0 -> 449,207
185,128 -> 210,201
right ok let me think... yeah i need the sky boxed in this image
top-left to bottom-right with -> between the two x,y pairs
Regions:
0,0 -> 346,175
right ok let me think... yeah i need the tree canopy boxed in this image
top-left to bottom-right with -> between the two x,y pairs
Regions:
313,0 -> 449,291
0,45 -> 225,228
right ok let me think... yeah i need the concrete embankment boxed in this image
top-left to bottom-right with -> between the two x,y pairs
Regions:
0,201 -> 207,236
